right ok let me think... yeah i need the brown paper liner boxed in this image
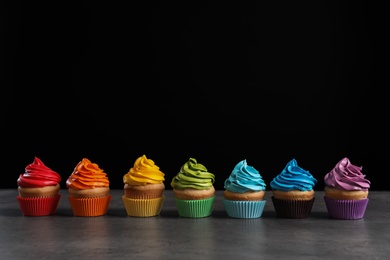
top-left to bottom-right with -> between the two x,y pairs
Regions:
271,196 -> 315,218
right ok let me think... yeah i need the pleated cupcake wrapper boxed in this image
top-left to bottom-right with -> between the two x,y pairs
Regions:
68,195 -> 112,217
271,196 -> 315,219
17,194 -> 61,216
222,199 -> 267,219
175,196 -> 215,218
122,195 -> 165,217
324,197 -> 369,220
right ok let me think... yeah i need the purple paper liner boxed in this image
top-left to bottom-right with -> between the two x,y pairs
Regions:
271,196 -> 315,219
324,196 -> 369,220
222,199 -> 266,218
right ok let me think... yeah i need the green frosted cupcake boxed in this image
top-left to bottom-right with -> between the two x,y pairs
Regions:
171,158 -> 215,218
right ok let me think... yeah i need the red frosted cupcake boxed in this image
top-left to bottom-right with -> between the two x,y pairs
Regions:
17,157 -> 62,216
324,157 -> 370,220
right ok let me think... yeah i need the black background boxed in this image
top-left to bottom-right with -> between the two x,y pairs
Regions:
1,1 -> 388,190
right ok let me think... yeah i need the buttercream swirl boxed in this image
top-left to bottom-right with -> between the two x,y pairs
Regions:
171,158 -> 215,190
66,158 -> 109,190
324,157 -> 370,191
224,159 -> 266,193
123,155 -> 165,185
17,157 -> 61,188
270,159 -> 317,191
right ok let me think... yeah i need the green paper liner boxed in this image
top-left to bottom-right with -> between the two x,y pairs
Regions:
175,196 -> 215,218
122,195 -> 165,217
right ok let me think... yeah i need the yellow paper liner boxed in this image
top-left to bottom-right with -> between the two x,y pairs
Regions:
122,195 -> 165,217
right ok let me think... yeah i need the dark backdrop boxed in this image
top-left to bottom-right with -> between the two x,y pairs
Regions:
1,1 -> 387,190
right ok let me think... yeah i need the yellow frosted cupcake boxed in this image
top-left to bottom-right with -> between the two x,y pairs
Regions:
171,158 -> 215,218
66,158 -> 111,217
122,155 -> 165,217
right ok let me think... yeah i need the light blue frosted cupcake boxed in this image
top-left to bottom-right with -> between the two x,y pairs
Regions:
223,159 -> 267,218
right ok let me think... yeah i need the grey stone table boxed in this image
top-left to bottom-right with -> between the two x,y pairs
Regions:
1,189 -> 389,260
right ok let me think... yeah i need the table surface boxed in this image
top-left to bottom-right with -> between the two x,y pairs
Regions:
1,189 -> 389,259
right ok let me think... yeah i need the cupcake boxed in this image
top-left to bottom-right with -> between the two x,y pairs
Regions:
270,159 -> 318,218
171,158 -> 216,218
122,154 -> 165,217
17,157 -> 61,216
222,159 -> 267,218
323,157 -> 370,220
66,158 -> 111,217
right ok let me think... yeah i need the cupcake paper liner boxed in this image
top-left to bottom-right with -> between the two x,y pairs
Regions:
68,195 -> 112,217
175,196 -> 215,218
271,196 -> 315,219
122,195 -> 165,217
17,194 -> 61,216
223,199 -> 266,219
324,196 -> 369,220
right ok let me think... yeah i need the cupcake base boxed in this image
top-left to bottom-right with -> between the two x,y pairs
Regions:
122,195 -> 165,217
223,199 -> 266,218
175,196 -> 215,218
271,196 -> 315,219
68,195 -> 112,217
17,194 -> 61,216
324,196 -> 369,220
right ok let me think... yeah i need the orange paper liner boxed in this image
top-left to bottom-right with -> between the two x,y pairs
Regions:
68,195 -> 112,217
17,194 -> 61,216
122,195 -> 165,217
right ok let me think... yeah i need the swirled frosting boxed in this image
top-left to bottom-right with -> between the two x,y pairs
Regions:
66,158 -> 109,190
171,158 -> 215,190
17,157 -> 61,188
224,159 -> 266,193
270,159 -> 317,191
324,157 -> 370,191
123,155 -> 165,185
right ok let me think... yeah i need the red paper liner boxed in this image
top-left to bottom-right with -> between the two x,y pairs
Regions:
324,196 -> 369,220
68,195 -> 112,217
271,196 -> 315,218
17,194 -> 61,216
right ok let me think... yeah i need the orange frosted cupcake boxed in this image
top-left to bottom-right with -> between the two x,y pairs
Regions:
122,155 -> 165,217
66,158 -> 111,217
17,157 -> 61,216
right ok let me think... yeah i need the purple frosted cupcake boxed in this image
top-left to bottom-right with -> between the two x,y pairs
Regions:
324,157 -> 370,220
223,159 -> 267,218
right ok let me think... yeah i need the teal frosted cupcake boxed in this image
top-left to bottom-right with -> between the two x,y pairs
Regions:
270,159 -> 317,218
223,159 -> 267,218
171,158 -> 215,218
